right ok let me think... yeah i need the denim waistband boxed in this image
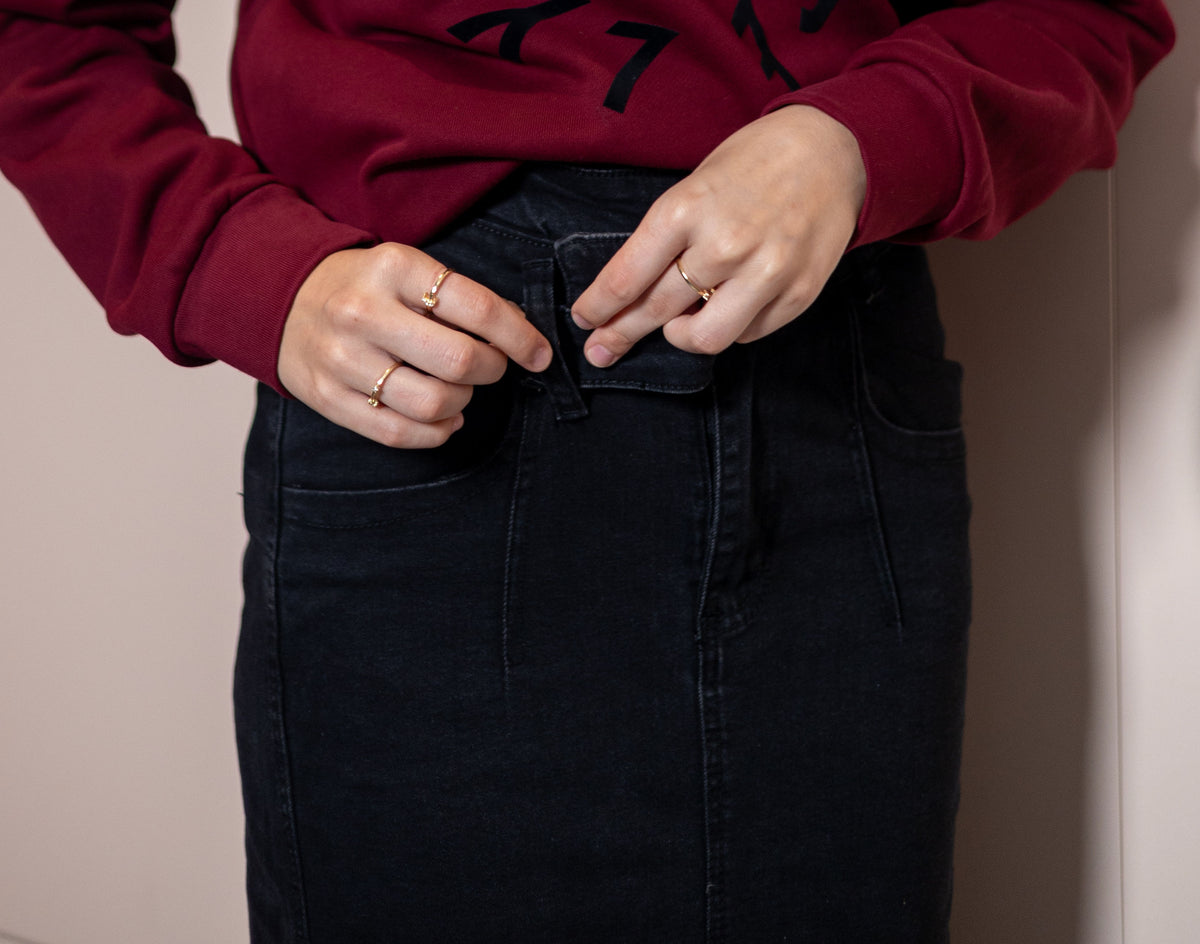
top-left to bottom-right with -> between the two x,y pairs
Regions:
424,163 -> 713,419
522,232 -> 716,420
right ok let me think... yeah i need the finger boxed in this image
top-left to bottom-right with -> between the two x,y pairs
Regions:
371,363 -> 474,424
312,272 -> 512,389
582,263 -> 703,367
306,352 -> 469,449
356,405 -> 465,450
409,261 -> 552,373
660,276 -> 772,356
326,381 -> 465,450
571,197 -> 689,328
366,309 -> 513,387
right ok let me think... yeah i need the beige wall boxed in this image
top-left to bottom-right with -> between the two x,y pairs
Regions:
0,4 -> 250,943
1112,17 -> 1200,940
934,168 -> 1122,944
1,3 -> 1197,942
935,3 -> 1200,940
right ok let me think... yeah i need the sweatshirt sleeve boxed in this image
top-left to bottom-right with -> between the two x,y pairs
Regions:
0,3 -> 377,390
769,0 -> 1175,246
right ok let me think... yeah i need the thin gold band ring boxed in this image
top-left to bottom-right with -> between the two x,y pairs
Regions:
675,257 -> 713,302
366,361 -> 402,408
422,266 -> 455,310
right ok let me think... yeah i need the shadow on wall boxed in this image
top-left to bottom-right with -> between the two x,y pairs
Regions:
931,22 -> 1200,944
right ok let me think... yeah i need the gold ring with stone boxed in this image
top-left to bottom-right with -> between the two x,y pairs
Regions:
366,361 -> 401,408
675,257 -> 713,302
422,266 -> 455,310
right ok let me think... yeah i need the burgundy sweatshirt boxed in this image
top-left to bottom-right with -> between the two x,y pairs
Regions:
0,1 -> 1175,391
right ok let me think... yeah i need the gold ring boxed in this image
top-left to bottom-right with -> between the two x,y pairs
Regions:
422,266 -> 455,310
366,361 -> 401,408
675,257 -> 713,302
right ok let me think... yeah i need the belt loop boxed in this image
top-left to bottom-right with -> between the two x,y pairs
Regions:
522,258 -> 588,421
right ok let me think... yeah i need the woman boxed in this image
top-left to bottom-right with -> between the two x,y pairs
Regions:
0,1 -> 1173,941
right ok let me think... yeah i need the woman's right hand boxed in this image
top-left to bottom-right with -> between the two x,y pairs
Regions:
278,243 -> 552,448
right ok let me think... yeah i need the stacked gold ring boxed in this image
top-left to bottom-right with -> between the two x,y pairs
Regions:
366,361 -> 401,408
675,257 -> 713,302
422,266 -> 455,310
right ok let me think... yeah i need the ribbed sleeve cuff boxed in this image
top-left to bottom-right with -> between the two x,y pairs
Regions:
765,61 -> 965,248
174,183 -> 376,392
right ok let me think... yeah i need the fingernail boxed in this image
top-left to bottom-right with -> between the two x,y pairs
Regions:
587,344 -> 616,368
532,345 -> 553,372
451,414 -> 465,432
571,310 -> 590,330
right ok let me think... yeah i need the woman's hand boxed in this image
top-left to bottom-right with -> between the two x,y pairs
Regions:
571,105 -> 866,366
279,243 -> 552,448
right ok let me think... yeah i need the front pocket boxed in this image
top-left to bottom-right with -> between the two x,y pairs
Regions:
277,376 -> 524,529
847,245 -> 966,462
842,245 -> 972,634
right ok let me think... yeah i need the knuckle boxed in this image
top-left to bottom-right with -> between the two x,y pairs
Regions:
602,323 -> 639,351
708,226 -> 754,268
514,333 -> 543,363
377,425 -> 410,449
324,336 -> 355,372
377,416 -> 422,450
755,246 -> 792,284
687,327 -> 730,356
324,289 -> 372,330
784,275 -> 820,312
438,337 -> 479,383
453,289 -> 497,329
410,385 -> 452,422
666,179 -> 709,216
425,425 -> 455,448
639,188 -> 692,240
654,197 -> 692,234
602,266 -> 643,306
385,416 -> 451,449
477,356 -> 508,386
309,373 -> 341,410
371,241 -> 409,273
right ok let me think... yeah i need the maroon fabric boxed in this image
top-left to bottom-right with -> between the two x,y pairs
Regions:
0,1 -> 1174,391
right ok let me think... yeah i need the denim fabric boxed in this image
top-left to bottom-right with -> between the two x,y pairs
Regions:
235,165 -> 971,943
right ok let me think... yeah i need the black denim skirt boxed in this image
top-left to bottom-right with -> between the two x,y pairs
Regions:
235,165 -> 971,943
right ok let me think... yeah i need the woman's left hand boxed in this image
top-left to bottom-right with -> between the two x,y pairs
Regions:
571,104 -> 866,366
